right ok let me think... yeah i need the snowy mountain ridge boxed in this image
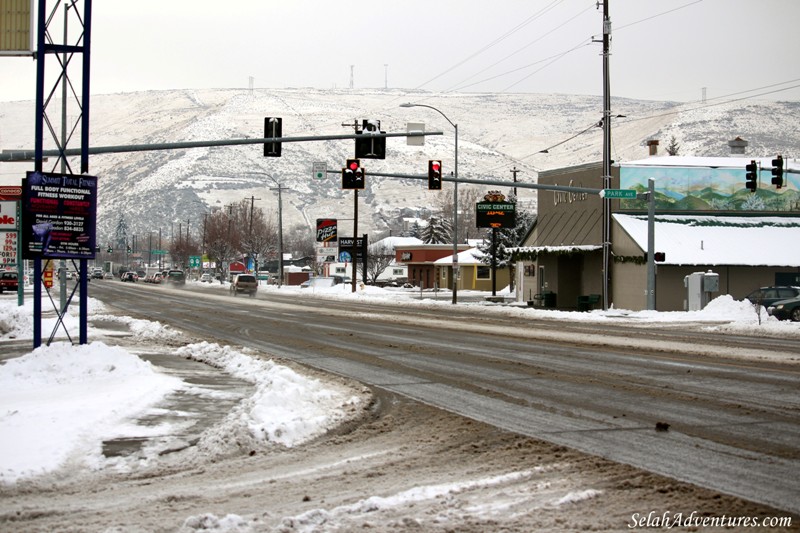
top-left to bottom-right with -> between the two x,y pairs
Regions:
1,88 -> 797,245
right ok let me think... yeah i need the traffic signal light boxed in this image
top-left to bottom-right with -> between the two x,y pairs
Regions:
428,160 -> 442,190
654,252 -> 666,262
126,246 -> 132,253
745,160 -> 758,192
342,159 -> 365,189
771,155 -> 784,188
264,117 -> 282,157
355,119 -> 386,159
107,246 -> 112,253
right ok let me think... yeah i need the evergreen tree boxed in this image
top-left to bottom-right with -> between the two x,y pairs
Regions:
420,215 -> 452,244
666,135 -> 680,156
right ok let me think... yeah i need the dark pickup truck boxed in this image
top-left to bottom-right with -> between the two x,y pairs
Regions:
0,271 -> 19,293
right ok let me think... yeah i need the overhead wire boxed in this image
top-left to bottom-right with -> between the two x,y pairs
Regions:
411,0 -> 566,91
442,2 -> 594,93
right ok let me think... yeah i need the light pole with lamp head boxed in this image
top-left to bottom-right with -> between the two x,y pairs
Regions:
400,103 -> 459,304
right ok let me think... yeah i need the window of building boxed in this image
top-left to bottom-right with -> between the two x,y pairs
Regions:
476,266 -> 491,280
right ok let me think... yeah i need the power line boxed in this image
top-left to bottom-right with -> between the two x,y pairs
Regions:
411,0 -> 566,91
443,2 -> 593,93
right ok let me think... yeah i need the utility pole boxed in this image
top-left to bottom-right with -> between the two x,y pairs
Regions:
247,195 -> 261,272
600,0 -> 612,311
269,183 -> 286,288
510,167 -> 519,198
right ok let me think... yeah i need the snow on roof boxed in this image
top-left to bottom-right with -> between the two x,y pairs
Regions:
614,214 -> 800,267
434,247 -> 484,265
513,245 -> 603,255
375,236 -> 422,247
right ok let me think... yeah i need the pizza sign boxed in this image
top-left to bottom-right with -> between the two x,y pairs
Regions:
316,218 -> 337,242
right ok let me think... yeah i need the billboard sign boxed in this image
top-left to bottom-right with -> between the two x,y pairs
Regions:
620,164 -> 799,212
21,171 -> 98,259
0,0 -> 33,55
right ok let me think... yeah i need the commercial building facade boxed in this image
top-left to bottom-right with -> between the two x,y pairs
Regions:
516,156 -> 800,311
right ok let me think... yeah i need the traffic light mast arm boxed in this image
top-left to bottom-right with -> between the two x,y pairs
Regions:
0,131 -> 444,161
328,169 -> 604,196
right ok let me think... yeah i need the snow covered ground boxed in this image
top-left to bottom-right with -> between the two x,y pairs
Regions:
1,281 -> 798,530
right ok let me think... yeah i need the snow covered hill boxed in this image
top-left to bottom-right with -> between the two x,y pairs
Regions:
1,88 -> 798,245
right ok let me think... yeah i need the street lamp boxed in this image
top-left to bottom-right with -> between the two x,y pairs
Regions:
400,103 -> 460,304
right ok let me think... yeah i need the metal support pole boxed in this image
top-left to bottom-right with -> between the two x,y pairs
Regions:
491,227 -> 498,296
646,178 -> 656,310
399,103 -> 459,303
351,189 -> 358,293
452,123 -> 459,304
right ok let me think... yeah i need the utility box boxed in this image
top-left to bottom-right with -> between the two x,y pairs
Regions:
684,270 -> 720,311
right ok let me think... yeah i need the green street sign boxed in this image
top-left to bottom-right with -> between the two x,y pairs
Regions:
151,249 -> 167,255
189,255 -> 201,268
602,189 -> 637,199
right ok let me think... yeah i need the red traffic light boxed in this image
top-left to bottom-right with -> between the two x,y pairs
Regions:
431,161 -> 440,172
347,159 -> 360,171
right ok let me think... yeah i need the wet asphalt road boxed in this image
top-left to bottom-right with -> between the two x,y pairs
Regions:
83,281 -> 800,514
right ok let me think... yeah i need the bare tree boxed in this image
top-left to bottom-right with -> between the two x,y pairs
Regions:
362,239 -> 396,283
436,186 -> 481,242
241,207 -> 278,271
205,208 -> 240,279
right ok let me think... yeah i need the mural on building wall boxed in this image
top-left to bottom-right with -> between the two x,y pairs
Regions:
620,166 -> 800,212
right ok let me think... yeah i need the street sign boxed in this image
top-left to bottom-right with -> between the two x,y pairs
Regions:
151,249 -> 167,255
189,255 -> 201,268
312,162 -> 327,179
601,189 -> 637,199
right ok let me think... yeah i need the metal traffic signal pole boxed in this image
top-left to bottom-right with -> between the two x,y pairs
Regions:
646,178 -> 656,310
352,188 -> 358,293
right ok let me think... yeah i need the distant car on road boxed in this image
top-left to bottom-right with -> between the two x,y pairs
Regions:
121,272 -> 137,282
200,273 -> 213,283
91,268 -> 104,279
745,286 -> 800,308
230,274 -> 257,297
768,296 -> 800,322
0,271 -> 18,293
165,269 -> 186,285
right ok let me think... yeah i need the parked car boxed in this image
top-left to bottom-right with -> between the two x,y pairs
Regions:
300,276 -> 345,289
230,274 -> 257,297
0,271 -> 19,293
200,273 -> 213,283
745,286 -> 800,308
768,296 -> 800,322
121,272 -> 137,282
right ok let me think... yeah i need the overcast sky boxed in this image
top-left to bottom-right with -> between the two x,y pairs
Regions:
0,0 -> 798,103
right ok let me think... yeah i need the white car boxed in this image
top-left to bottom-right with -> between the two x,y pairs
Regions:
200,273 -> 213,283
